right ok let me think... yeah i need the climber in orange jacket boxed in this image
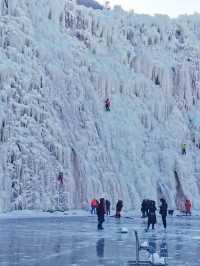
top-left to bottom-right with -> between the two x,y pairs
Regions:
91,198 -> 98,214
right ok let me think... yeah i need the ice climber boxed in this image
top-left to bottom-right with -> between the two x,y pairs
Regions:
105,199 -> 111,216
181,143 -> 186,155
97,198 -> 105,230
105,98 -> 111,111
185,199 -> 192,216
91,198 -> 98,214
146,201 -> 157,231
57,172 -> 64,184
159,199 -> 168,229
115,200 -> 123,218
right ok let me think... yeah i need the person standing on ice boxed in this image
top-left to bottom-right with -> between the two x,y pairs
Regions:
181,143 -> 186,155
97,198 -> 105,230
105,199 -> 111,216
185,199 -> 192,216
146,201 -> 157,231
115,200 -> 123,218
105,98 -> 111,111
141,199 -> 149,218
159,199 -> 168,229
91,198 -> 98,215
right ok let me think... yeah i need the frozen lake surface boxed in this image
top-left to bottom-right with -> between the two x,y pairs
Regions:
0,213 -> 200,266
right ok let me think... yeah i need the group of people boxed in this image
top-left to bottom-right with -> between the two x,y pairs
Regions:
91,198 -> 123,230
141,199 -> 167,231
141,198 -> 192,231
92,197 -> 192,231
91,198 -> 111,216
142,199 -> 168,231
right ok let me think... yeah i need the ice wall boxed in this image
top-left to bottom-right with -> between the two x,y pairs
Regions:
1,0 -> 200,212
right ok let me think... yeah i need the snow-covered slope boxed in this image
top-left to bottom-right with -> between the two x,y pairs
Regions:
1,0 -> 200,212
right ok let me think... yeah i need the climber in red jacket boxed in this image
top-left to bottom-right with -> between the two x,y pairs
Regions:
185,199 -> 192,216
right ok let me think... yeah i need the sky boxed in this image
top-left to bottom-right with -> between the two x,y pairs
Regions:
98,0 -> 200,18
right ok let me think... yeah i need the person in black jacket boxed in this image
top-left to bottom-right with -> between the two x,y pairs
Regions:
146,200 -> 157,231
141,199 -> 149,218
115,200 -> 123,218
159,198 -> 168,229
105,200 -> 111,216
97,198 -> 105,230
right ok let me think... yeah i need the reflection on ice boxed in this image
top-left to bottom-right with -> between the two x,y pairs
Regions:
0,215 -> 200,265
160,237 -> 168,258
148,235 -> 157,254
96,238 -> 105,258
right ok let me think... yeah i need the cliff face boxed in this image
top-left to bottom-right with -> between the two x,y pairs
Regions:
1,0 -> 200,211
76,0 -> 103,10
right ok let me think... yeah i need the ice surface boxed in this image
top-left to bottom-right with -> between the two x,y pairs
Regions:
0,214 -> 200,266
119,227 -> 129,233
140,241 -> 148,249
149,253 -> 166,265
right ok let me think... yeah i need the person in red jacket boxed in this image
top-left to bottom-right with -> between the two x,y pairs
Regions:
185,199 -> 192,216
105,98 -> 111,111
91,198 -> 98,215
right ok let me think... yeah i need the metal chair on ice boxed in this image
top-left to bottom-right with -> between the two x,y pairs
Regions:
128,230 -> 168,266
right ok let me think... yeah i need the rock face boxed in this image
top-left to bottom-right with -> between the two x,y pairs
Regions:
76,0 -> 103,10
1,0 -> 200,212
